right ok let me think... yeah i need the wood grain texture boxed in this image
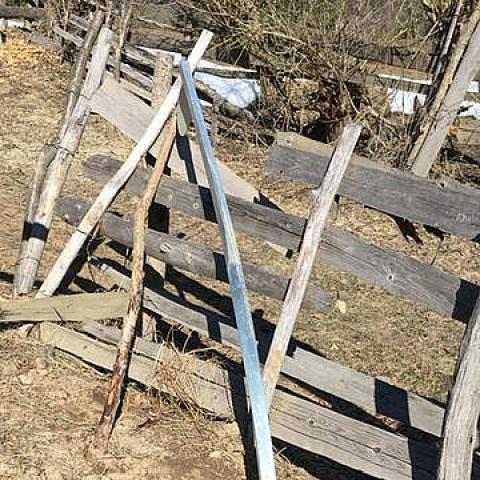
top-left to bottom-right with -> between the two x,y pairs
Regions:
267,132 -> 480,242
0,292 -> 127,323
437,296 -> 480,480
263,124 -> 361,409
411,18 -> 480,177
39,321 -> 469,480
85,155 -> 480,323
14,25 -> 112,295
55,196 -> 330,313
95,240 -> 446,439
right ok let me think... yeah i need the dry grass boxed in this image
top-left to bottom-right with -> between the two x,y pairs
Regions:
1,28 -> 480,480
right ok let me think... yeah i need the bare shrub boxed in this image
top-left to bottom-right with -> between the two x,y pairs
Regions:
178,1 -> 430,146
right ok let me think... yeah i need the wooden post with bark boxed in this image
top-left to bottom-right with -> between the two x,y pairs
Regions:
437,295 -> 480,480
114,0 -> 133,81
14,11 -> 106,296
35,31 -> 212,299
431,1 -> 464,84
91,117 -> 177,454
408,5 -> 480,177
143,52 -> 173,339
262,124 -> 362,409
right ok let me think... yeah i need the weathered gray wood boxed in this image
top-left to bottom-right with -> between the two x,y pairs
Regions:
267,132 -> 480,243
0,6 -> 43,20
85,155 -> 480,323
411,17 -> 480,177
437,296 -> 480,480
39,321 -> 456,480
36,31 -> 213,299
96,256 -> 445,438
15,13 -> 104,297
89,76 -> 271,205
0,292 -> 127,323
55,196 -> 330,313
14,27 -> 113,296
263,124 -> 361,409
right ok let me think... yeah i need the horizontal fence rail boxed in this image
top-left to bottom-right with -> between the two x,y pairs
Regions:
267,133 -> 480,243
84,156 -> 480,324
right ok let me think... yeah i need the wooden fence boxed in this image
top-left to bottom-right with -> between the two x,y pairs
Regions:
14,13 -> 480,480
49,68 -> 480,475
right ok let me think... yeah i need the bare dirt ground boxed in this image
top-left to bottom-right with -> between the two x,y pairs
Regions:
0,32 -> 480,479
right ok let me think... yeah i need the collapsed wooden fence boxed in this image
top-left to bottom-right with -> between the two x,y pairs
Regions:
4,9 -> 480,480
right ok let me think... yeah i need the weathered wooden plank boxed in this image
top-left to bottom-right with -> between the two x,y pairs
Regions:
89,76 -> 267,204
437,295 -> 480,480
263,124 -> 361,409
40,321 -> 445,480
84,156 -> 480,323
95,256 -> 446,439
267,132 -> 480,243
85,155 -> 303,248
0,6 -> 44,20
55,197 -> 330,313
0,292 -> 127,323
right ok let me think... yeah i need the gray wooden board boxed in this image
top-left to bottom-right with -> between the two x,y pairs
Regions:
0,292 -> 127,323
97,257 -> 446,438
40,321 -> 452,480
0,6 -> 44,20
90,76 -> 266,204
54,196 -> 330,313
266,132 -> 480,243
84,155 -> 479,323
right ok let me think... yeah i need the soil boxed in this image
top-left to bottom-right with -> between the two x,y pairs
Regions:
0,31 -> 479,479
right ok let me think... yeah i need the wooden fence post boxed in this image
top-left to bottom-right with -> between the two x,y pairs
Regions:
262,124 -> 361,409
143,51 -> 173,339
18,28 -> 112,295
409,6 -> 480,177
437,295 -> 480,480
14,12 -> 106,296
91,118 -> 177,454
35,30 -> 213,299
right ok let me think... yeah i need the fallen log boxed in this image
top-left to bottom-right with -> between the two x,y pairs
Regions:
55,196 -> 331,313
